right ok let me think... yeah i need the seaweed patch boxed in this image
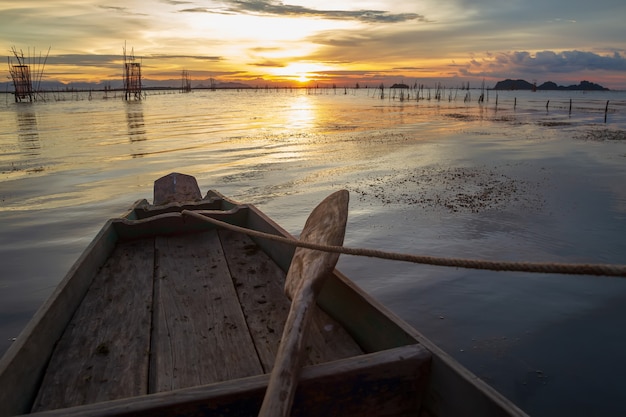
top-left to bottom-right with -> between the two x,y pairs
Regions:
347,164 -> 545,213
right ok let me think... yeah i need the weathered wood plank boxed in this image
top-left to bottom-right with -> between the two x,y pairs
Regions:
150,231 -> 263,392
31,239 -> 155,412
153,172 -> 201,206
130,198 -> 231,220
218,229 -> 362,373
26,345 -> 430,417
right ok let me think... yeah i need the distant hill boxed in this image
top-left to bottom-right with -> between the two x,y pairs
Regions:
194,81 -> 252,89
493,79 -> 534,90
494,79 -> 609,91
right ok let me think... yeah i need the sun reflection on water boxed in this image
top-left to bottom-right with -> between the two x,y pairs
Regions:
283,94 -> 316,130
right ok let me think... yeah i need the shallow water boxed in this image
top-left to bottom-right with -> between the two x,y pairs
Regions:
1,88 -> 626,416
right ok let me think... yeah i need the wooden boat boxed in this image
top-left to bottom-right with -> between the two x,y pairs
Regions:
0,173 -> 528,417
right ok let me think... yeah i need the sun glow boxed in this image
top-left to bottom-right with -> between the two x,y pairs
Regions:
271,62 -> 331,84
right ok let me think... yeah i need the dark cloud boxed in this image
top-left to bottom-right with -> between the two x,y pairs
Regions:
312,33 -> 370,48
181,0 -> 427,23
393,66 -> 430,71
42,54 -> 221,68
250,60 -> 286,67
97,5 -> 148,16
306,26 -> 435,64
160,0 -> 193,4
178,7 -> 212,13
44,54 -> 122,68
248,47 -> 283,53
98,5 -> 127,12
317,69 -> 391,77
468,50 -> 626,75
146,54 -> 222,62
514,50 -> 626,72
149,69 -> 237,77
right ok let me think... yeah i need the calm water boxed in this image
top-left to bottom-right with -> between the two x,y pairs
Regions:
1,88 -> 626,416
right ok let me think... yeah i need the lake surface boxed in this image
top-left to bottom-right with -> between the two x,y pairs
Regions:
1,87 -> 626,416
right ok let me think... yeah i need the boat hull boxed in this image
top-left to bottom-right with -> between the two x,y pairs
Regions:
0,178 -> 527,417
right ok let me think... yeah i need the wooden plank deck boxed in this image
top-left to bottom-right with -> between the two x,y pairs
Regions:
218,229 -> 363,372
32,239 -> 154,411
31,229 -> 363,412
150,232 -> 263,392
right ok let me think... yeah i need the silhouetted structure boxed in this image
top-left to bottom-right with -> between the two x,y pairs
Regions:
181,70 -> 192,93
9,63 -> 32,102
7,46 -> 50,102
123,46 -> 142,100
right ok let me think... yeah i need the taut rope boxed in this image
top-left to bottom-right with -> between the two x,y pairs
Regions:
182,210 -> 626,278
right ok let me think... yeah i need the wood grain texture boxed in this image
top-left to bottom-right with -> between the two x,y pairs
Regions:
153,172 -> 201,206
150,231 -> 263,392
218,229 -> 362,373
31,239 -> 155,412
284,190 -> 349,300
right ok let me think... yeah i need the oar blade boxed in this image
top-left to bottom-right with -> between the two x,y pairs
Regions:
284,189 -> 349,299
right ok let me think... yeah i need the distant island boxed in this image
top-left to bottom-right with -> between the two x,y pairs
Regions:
493,79 -> 609,91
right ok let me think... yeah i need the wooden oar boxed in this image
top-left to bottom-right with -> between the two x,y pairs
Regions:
258,190 -> 349,417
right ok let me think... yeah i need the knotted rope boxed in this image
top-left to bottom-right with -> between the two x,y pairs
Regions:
182,210 -> 626,278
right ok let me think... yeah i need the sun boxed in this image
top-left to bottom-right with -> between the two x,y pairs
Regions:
297,73 -> 309,83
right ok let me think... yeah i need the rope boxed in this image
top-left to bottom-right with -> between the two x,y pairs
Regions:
182,210 -> 626,278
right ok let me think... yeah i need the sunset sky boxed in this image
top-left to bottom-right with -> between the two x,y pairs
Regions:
2,0 -> 625,89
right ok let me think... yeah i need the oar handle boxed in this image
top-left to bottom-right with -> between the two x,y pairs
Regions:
258,283 -> 316,417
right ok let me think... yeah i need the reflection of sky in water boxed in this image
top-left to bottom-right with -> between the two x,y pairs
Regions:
0,89 -> 625,416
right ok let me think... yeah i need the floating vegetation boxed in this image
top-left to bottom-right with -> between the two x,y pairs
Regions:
493,115 -> 519,123
537,121 -> 571,127
348,165 -> 545,213
575,128 -> 626,141
444,113 -> 477,121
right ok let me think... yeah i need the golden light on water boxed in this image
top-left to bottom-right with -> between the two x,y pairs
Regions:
285,94 -> 316,129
